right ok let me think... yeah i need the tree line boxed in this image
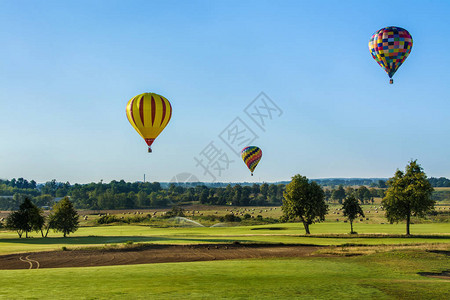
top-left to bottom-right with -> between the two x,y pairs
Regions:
0,181 -> 286,210
1,160 -> 438,237
0,172 -> 445,212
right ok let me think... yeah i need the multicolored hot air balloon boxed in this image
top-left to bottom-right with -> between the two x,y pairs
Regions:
126,93 -> 172,152
369,26 -> 413,84
241,146 -> 262,176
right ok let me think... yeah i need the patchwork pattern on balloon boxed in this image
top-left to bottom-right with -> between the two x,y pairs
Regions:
241,146 -> 262,176
369,26 -> 413,83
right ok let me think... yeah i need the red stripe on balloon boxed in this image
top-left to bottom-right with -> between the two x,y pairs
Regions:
139,95 -> 145,126
151,95 -> 156,126
130,96 -> 137,126
167,99 -> 172,122
160,97 -> 166,126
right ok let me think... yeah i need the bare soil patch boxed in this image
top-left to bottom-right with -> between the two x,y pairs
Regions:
0,244 -> 322,270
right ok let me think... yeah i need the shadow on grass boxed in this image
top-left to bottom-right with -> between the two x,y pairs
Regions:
297,234 -> 450,239
0,236 -> 256,246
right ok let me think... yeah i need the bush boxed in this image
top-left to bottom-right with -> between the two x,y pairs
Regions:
97,215 -> 121,224
125,215 -> 148,223
164,206 -> 185,218
96,214 -> 150,225
222,214 -> 241,222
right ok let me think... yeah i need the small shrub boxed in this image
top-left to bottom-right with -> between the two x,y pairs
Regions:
97,215 -> 121,224
164,206 -> 185,218
223,214 -> 241,222
61,246 -> 68,251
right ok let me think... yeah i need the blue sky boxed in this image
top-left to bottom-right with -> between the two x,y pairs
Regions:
1,0 -> 449,183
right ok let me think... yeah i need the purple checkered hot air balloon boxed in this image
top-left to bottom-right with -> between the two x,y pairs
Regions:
369,26 -> 413,84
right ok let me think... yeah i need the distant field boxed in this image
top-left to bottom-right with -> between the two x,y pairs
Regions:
0,250 -> 448,299
71,203 -> 450,226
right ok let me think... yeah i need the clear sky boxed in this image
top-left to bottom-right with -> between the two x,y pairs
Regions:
1,0 -> 449,184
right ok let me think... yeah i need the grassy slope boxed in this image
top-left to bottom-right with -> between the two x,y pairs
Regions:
0,222 -> 449,255
0,250 -> 448,299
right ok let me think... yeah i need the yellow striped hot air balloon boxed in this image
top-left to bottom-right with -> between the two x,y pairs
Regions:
126,92 -> 172,152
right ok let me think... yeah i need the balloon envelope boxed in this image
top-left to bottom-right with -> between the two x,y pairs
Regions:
241,146 -> 262,175
126,93 -> 172,152
369,26 -> 413,82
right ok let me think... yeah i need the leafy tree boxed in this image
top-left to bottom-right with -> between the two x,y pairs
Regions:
331,185 -> 346,204
378,180 -> 387,188
42,212 -> 56,237
382,160 -> 434,235
260,183 -> 269,198
376,189 -> 385,198
165,205 -> 185,218
5,197 -> 44,238
50,197 -> 79,237
41,179 -> 59,196
34,194 -> 54,208
281,174 -> 328,234
6,211 -> 27,238
342,195 -> 365,234
356,186 -> 372,204
345,186 -> 355,198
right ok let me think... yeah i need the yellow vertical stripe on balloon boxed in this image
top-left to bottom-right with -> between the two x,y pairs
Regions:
126,97 -> 144,139
161,95 -> 172,129
153,95 -> 164,130
143,94 -> 171,139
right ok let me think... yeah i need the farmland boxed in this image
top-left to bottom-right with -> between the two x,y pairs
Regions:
0,243 -> 449,299
0,205 -> 449,299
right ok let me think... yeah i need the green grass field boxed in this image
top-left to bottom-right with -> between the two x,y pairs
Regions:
0,250 -> 448,299
1,213 -> 449,299
0,222 -> 449,255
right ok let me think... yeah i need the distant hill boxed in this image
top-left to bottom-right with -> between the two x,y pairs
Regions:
158,178 -> 389,188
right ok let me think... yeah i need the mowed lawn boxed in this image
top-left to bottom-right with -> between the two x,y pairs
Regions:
0,222 -> 449,255
0,250 -> 449,299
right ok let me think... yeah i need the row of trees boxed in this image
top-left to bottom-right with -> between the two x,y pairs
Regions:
325,185 -> 385,204
281,160 -> 435,235
0,182 -> 286,210
5,197 -> 79,238
1,175 -> 446,211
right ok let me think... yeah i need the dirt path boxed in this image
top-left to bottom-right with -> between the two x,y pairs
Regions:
0,244 -> 321,270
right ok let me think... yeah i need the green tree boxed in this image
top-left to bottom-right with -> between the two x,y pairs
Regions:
5,197 -> 44,238
356,186 -> 371,204
378,180 -> 387,188
382,160 -> 434,235
165,205 -> 185,218
51,197 -> 79,237
331,185 -> 346,204
5,211 -> 27,238
342,195 -> 365,234
137,190 -> 149,207
281,174 -> 328,234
